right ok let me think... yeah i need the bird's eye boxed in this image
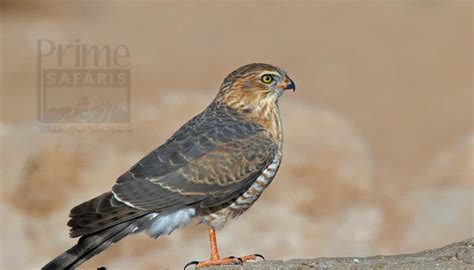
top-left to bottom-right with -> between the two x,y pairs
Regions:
261,74 -> 274,84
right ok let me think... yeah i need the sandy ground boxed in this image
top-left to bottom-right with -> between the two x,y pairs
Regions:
0,1 -> 473,269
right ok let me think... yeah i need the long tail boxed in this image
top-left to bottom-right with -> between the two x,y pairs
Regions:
42,191 -> 194,269
42,192 -> 148,270
42,219 -> 140,270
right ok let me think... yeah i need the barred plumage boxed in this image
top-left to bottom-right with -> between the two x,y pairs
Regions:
43,63 -> 295,269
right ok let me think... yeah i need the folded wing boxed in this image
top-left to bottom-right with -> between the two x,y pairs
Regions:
69,105 -> 277,237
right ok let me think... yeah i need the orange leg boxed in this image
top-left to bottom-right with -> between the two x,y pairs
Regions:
184,227 -> 264,269
208,227 -> 220,260
195,227 -> 241,267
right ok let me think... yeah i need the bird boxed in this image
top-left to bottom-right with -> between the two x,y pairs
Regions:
43,63 -> 295,269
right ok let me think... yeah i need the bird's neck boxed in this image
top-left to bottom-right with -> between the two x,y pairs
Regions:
253,100 -> 283,150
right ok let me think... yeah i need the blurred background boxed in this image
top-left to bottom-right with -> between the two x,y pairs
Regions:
0,1 -> 472,269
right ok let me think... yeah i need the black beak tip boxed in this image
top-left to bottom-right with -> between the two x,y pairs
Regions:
287,79 -> 296,92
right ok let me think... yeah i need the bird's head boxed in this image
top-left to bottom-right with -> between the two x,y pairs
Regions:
215,63 -> 295,112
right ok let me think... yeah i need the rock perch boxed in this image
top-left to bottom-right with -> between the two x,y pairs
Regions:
200,238 -> 473,269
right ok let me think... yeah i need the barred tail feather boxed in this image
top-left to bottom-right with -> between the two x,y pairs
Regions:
43,192 -> 196,269
42,219 -> 140,270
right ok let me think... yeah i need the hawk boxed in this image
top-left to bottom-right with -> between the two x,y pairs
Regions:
43,63 -> 295,269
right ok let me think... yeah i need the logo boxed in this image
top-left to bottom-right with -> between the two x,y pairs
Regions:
37,39 -> 132,132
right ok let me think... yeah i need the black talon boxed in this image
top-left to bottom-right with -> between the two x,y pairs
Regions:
254,254 -> 265,261
184,260 -> 199,270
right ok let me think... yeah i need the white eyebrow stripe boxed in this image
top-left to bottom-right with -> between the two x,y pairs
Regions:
257,70 -> 282,78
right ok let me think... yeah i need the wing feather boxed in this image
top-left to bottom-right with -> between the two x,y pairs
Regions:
112,104 -> 277,211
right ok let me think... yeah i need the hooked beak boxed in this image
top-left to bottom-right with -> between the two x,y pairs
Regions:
278,76 -> 296,92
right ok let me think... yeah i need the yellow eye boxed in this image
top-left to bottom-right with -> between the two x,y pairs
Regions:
261,74 -> 274,84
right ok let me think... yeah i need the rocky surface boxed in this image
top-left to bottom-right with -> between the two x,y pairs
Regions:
201,238 -> 474,270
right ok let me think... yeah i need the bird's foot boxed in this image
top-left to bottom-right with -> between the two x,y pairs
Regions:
185,257 -> 241,269
233,254 -> 265,263
184,254 -> 264,269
